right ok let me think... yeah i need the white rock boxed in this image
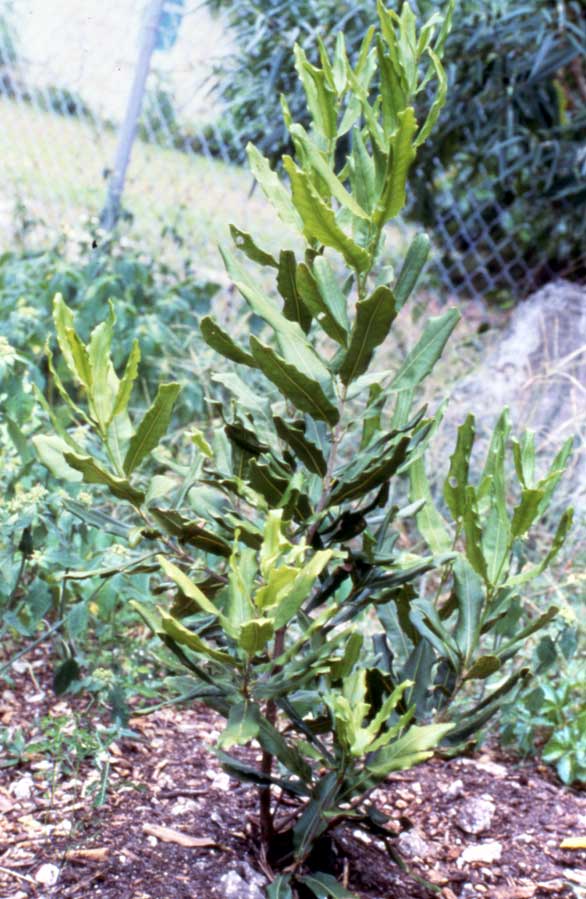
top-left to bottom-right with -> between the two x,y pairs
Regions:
10,776 -> 34,800
397,829 -> 434,860
475,759 -> 508,778
220,864 -> 266,899
458,841 -> 502,866
35,863 -> 60,886
457,797 -> 495,835
211,772 -> 231,792
444,778 -> 464,799
170,797 -> 199,816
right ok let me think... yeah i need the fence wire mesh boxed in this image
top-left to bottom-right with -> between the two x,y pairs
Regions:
0,0 -> 581,300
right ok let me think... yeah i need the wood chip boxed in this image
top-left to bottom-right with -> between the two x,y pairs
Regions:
142,823 -> 220,848
560,837 -> 586,849
65,847 -> 109,862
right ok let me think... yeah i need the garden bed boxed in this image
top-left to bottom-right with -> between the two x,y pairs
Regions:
1,647 -> 585,899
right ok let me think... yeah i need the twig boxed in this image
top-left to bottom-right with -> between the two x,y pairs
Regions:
0,864 -> 37,885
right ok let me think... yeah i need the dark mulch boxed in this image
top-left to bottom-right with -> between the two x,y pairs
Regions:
1,646 -> 585,899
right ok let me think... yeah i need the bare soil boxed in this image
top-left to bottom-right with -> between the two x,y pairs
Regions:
1,646 -> 585,899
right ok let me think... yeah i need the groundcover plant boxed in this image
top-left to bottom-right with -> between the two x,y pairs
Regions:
34,2 -> 573,895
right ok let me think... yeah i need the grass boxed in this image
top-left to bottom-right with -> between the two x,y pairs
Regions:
0,96 -> 296,271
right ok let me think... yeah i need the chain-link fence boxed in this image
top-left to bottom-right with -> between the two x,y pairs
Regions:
0,0 -> 583,299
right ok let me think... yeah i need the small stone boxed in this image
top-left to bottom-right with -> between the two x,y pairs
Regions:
211,772 -> 231,792
220,863 -> 266,899
10,776 -> 34,800
170,797 -> 199,816
458,841 -> 502,866
457,797 -> 495,835
475,758 -> 508,778
35,863 -> 60,886
397,829 -> 434,860
444,778 -> 464,800
146,835 -> 158,847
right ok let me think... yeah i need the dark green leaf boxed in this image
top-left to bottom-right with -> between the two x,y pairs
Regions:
464,655 -> 501,680
296,262 -> 347,344
53,657 -> 81,696
250,336 -> 339,426
273,416 -> 327,476
338,286 -> 396,385
200,316 -> 258,368
278,250 -> 312,333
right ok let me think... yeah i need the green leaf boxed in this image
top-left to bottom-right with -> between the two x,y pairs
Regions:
238,618 -> 275,656
367,723 -> 453,777
464,655 -> 501,680
293,772 -> 339,859
444,415 -> 475,521
160,612 -> 240,667
88,306 -> 116,427
158,556 -> 225,622
312,256 -> 350,338
52,294 -> 89,385
348,128 -> 376,214
53,657 -> 81,696
111,339 -> 141,420
246,143 -> 302,231
229,224 -> 279,268
273,416 -> 327,476
496,607 -> 559,661
62,451 -> 145,504
414,48 -> 448,147
273,550 -> 332,628
301,872 -> 355,898
267,876 -> 293,899
409,456 -> 452,554
511,488 -> 545,537
250,336 -> 339,426
394,233 -> 430,311
462,486 -> 489,582
278,250 -> 312,333
329,435 -> 410,506
290,123 -> 368,220
453,555 -> 485,663
515,507 -> 573,583
33,435 -> 83,482
150,508 -> 231,557
283,156 -> 370,271
338,286 -> 396,385
293,45 -> 338,141
373,107 -> 417,226
222,247 -> 330,383
200,316 -> 258,368
296,262 -> 347,345
217,701 -> 262,750
391,309 -> 460,392
123,382 -> 181,475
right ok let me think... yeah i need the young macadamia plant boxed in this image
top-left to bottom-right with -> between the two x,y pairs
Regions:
35,2 -> 573,894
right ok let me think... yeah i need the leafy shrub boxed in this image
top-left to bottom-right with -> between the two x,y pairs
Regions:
501,625 -> 586,785
0,239 -> 219,715
36,3 -> 573,894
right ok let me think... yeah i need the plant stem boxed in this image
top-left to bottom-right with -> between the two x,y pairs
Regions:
259,625 -> 286,848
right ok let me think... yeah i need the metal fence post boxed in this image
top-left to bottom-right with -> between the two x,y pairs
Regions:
100,0 -> 165,230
